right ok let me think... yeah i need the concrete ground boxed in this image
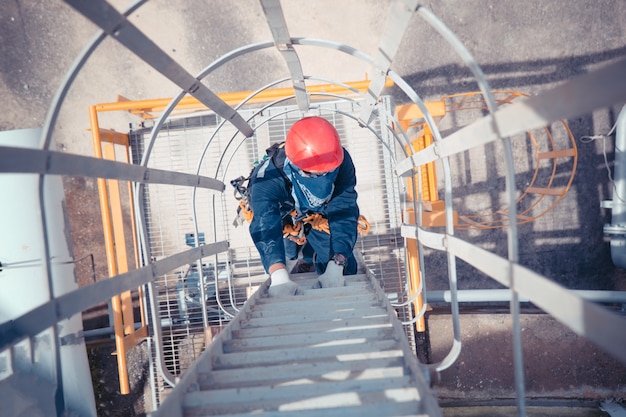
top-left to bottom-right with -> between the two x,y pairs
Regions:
1,0 -> 625,415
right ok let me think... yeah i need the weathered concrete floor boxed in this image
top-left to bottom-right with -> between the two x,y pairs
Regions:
427,312 -> 626,404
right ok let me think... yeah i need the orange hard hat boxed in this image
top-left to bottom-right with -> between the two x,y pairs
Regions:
285,116 -> 344,173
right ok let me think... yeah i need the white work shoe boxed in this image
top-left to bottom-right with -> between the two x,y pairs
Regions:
316,261 -> 345,288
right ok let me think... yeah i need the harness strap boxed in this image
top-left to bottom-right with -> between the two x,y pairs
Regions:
281,213 -> 370,245
357,215 -> 371,234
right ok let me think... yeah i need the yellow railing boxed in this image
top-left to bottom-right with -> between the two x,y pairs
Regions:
95,79 -> 394,117
396,100 -> 457,333
89,110 -> 148,395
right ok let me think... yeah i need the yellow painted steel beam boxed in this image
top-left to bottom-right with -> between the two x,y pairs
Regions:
102,142 -> 134,336
122,325 -> 149,352
123,146 -> 146,327
395,100 -> 446,133
95,79 -> 394,114
90,108 -> 150,396
423,124 -> 438,202
397,100 -> 458,334
404,129 -> 439,203
404,209 -> 425,332
99,128 -> 130,146
89,106 -> 131,395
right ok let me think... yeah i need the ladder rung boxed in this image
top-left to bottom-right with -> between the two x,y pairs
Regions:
223,335 -> 394,355
244,306 -> 389,327
232,316 -> 393,339
183,377 -> 418,415
256,286 -> 377,303
249,300 -> 384,317
254,291 -> 379,307
291,272 -> 369,281
285,278 -> 371,291
223,326 -> 396,352
198,356 -> 406,389
195,401 -> 426,417
213,340 -> 402,369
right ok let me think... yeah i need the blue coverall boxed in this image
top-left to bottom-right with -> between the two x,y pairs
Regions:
248,146 -> 359,275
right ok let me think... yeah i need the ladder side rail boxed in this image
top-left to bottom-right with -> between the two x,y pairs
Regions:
63,0 -> 254,137
0,241 -> 229,352
358,254 -> 443,417
260,0 -> 310,112
395,58 -> 626,175
149,277 -> 272,417
399,224 -> 626,366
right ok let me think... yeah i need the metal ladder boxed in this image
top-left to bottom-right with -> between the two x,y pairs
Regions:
151,268 -> 442,417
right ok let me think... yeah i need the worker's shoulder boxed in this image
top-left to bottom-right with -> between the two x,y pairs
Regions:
340,147 -> 356,169
342,146 -> 354,159
249,157 -> 287,186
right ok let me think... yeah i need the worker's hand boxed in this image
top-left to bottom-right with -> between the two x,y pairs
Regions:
316,261 -> 345,288
268,268 -> 302,297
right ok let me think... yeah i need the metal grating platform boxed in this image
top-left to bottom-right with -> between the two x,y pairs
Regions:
150,269 -> 441,417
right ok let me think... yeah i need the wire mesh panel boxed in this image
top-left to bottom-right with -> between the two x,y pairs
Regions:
129,119 -> 240,405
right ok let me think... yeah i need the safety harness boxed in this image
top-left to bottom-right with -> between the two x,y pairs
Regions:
230,142 -> 370,245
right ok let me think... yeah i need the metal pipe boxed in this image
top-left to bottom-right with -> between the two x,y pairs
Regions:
83,320 -> 173,340
606,105 -> 626,269
426,289 -> 626,304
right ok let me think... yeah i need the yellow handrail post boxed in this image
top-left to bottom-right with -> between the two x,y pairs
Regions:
405,208 -> 426,332
89,107 -> 131,395
89,119 -> 150,395
396,101 -> 457,333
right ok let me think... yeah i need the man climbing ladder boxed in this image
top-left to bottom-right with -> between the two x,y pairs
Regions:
240,116 -> 363,296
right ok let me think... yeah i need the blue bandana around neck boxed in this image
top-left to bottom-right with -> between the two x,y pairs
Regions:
283,158 -> 339,214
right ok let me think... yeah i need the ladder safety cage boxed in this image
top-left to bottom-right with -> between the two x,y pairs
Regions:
128,90 -> 419,399
1,1 -> 626,416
